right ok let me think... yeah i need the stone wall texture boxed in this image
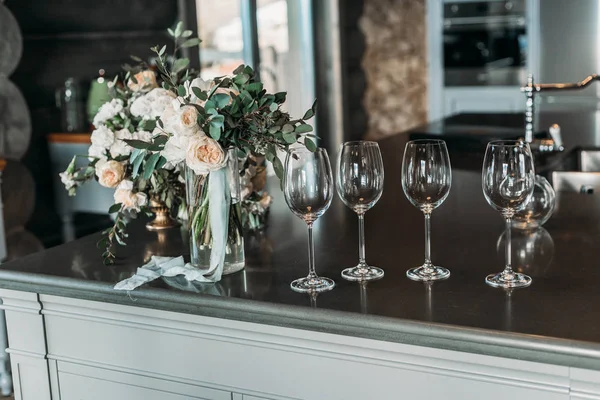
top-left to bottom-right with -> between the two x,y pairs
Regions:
359,0 -> 428,139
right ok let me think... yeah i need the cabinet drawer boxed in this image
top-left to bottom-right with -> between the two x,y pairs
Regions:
58,362 -> 230,400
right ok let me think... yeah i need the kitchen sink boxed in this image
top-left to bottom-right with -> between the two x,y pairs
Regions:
551,148 -> 600,193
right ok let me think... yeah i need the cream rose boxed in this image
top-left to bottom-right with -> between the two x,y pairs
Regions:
180,105 -> 199,129
185,135 -> 226,175
95,160 -> 125,188
127,70 -> 158,93
113,180 -> 148,212
160,103 -> 201,137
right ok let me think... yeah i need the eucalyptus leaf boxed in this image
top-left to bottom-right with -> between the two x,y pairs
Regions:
246,82 -> 263,93
282,132 -> 297,144
302,109 -> 314,120
233,64 -> 245,75
304,137 -> 317,152
181,38 -> 201,48
182,30 -> 193,38
108,203 -> 122,213
295,124 -> 313,134
172,58 -> 190,74
177,84 -> 186,97
174,21 -> 183,38
159,45 -> 167,56
209,124 -> 221,141
132,152 -> 145,178
204,99 -> 216,111
191,87 -> 205,100
234,73 -> 250,85
281,124 -> 294,134
156,156 -> 167,170
124,139 -> 151,149
143,153 -> 161,180
213,93 -> 230,108
129,149 -> 143,164
272,156 -> 284,181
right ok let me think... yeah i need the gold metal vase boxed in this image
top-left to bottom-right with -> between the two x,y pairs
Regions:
146,198 -> 180,231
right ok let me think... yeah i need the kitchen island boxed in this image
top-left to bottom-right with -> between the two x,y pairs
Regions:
2,131 -> 600,400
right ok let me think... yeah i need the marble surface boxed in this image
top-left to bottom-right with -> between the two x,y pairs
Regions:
1,131 -> 600,370
360,0 -> 427,140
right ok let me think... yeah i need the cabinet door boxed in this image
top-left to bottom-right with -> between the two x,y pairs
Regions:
57,362 -> 230,400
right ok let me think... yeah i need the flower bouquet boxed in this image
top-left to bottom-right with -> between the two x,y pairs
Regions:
62,23 -> 317,275
131,26 -> 317,279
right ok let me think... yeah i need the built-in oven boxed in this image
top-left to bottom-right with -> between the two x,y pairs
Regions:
443,0 -> 527,86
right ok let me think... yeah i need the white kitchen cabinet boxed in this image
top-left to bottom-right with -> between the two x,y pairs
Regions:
3,289 -> 597,400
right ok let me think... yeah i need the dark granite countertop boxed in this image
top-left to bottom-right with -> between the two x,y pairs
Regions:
2,131 -> 600,370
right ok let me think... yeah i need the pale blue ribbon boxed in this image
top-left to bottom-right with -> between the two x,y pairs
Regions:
204,166 -> 230,282
113,166 -> 231,291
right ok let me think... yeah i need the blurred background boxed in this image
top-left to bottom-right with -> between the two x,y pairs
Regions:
1,0 -> 597,259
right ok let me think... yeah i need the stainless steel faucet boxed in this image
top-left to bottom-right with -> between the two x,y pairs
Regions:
520,73 -> 600,152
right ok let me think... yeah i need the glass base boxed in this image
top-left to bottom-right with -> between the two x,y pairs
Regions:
486,271 -> 532,288
341,265 -> 384,282
290,276 -> 335,293
406,265 -> 450,282
222,262 -> 245,275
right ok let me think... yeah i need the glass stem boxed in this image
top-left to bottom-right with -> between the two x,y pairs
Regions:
424,212 -> 432,267
307,223 -> 317,279
504,216 -> 513,275
358,213 -> 366,267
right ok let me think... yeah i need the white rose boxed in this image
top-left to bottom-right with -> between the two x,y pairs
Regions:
95,160 -> 125,188
110,140 -> 131,158
59,171 -> 77,190
134,130 -> 153,142
185,78 -> 210,103
161,135 -> 190,166
113,180 -> 148,212
110,129 -> 135,158
90,125 -> 115,149
147,88 -> 176,117
130,96 -> 153,118
88,144 -> 107,161
185,135 -> 226,175
92,99 -> 124,127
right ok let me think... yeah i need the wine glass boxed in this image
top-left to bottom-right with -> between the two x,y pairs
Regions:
336,141 -> 385,281
482,140 -> 535,288
283,147 -> 335,293
402,139 -> 452,281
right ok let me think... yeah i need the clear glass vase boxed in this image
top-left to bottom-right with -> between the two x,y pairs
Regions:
186,149 -> 245,276
513,175 -> 556,230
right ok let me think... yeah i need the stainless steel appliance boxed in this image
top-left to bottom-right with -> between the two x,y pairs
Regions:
443,0 -> 527,86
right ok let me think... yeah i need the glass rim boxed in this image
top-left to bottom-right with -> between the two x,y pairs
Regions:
487,140 -> 529,147
340,140 -> 379,147
406,139 -> 447,146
